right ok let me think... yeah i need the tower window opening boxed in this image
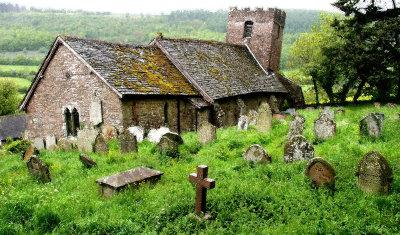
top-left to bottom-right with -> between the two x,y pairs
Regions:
244,21 -> 254,38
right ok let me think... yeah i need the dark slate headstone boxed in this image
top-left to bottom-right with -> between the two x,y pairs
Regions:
243,144 -> 271,164
94,133 -> 109,154
157,132 -> 184,157
287,114 -> 305,140
304,157 -> 336,188
119,129 -> 138,154
284,135 -> 314,163
314,114 -> 336,140
79,154 -> 97,168
96,167 -> 164,197
356,151 -> 393,195
26,156 -> 51,182
360,112 -> 383,137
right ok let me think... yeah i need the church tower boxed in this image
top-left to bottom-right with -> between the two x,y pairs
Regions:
226,7 -> 286,73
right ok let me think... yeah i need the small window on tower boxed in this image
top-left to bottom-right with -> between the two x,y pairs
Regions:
244,21 -> 254,38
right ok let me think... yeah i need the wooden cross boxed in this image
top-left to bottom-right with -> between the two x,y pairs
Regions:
189,165 -> 216,216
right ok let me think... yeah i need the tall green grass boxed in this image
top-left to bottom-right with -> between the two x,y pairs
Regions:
1,104 -> 400,234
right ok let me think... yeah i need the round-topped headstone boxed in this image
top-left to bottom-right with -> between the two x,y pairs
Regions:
304,157 -> 336,188
314,114 -> 336,140
243,144 -> 271,163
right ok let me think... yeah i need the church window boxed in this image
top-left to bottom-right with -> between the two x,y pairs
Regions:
71,108 -> 80,136
244,21 -> 254,38
164,103 -> 168,124
64,108 -> 73,136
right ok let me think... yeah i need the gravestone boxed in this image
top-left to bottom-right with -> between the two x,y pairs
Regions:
320,109 -> 334,120
374,102 -> 381,108
79,154 -> 97,168
45,135 -> 57,151
198,122 -> 217,144
119,129 -> 138,154
269,95 -> 280,113
157,133 -> 184,156
94,134 -> 109,154
90,99 -> 102,126
256,102 -> 273,132
273,113 -> 287,123
360,112 -> 383,137
128,126 -> 145,142
237,115 -> 249,130
286,108 -> 296,115
287,114 -> 306,140
386,103 -> 398,109
96,167 -> 164,197
356,151 -> 393,195
23,143 -> 39,162
248,109 -> 258,125
314,114 -> 337,140
324,106 -> 331,110
103,125 -> 118,141
26,156 -> 51,182
76,129 -> 98,152
304,157 -> 336,188
189,165 -> 216,220
147,127 -> 171,143
33,138 -> 45,150
243,144 -> 271,163
284,135 -> 314,163
305,107 -> 315,111
336,109 -> 345,114
58,138 -> 74,151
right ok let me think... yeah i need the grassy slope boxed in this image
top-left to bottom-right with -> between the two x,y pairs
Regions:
0,65 -> 38,71
1,104 -> 400,234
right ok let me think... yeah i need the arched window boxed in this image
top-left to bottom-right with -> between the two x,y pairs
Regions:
71,108 -> 80,136
164,103 -> 168,124
244,21 -> 254,38
64,108 -> 72,136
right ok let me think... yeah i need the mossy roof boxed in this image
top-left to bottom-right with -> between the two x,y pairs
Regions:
158,38 -> 287,100
61,36 -> 200,96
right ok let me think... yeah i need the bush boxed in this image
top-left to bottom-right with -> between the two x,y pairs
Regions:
3,138 -> 31,154
0,80 -> 19,115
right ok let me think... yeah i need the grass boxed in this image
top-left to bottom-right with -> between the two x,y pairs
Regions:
1,104 -> 400,234
0,64 -> 38,72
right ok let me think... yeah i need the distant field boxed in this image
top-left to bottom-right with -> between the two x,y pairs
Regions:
0,77 -> 32,98
0,64 -> 38,72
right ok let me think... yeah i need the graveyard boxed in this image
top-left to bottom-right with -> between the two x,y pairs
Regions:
1,103 -> 400,234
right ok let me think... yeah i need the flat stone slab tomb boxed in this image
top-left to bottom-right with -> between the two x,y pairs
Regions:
95,167 -> 164,197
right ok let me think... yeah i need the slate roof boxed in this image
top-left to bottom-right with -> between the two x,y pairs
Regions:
157,38 -> 287,100
0,114 -> 26,141
61,36 -> 199,96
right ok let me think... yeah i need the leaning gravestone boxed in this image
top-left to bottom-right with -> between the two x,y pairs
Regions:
356,150 -> 393,195
304,157 -> 336,189
243,144 -> 271,164
33,138 -> 45,150
58,138 -> 74,151
94,134 -> 109,154
256,102 -> 273,132
284,135 -> 314,163
26,156 -> 51,182
77,129 -> 98,152
147,127 -> 171,143
287,114 -> 306,140
119,129 -> 138,154
198,122 -> 217,144
237,115 -> 249,130
45,135 -> 57,151
314,114 -> 337,140
79,154 -> 97,168
157,133 -> 184,156
96,167 -> 164,197
128,126 -> 145,142
360,112 -> 383,137
23,143 -> 39,162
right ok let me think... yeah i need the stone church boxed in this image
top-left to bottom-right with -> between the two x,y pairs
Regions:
19,7 -> 304,141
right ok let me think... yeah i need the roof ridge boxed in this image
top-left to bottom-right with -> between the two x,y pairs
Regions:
59,34 -> 153,48
160,37 -> 245,47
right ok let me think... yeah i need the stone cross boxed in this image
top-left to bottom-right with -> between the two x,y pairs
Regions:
189,165 -> 216,218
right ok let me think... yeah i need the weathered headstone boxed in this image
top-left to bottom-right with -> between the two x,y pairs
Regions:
90,99 -> 102,126
287,114 -> 306,140
45,135 -> 57,151
284,135 -> 314,163
157,133 -> 183,156
319,109 -> 334,120
94,133 -> 109,154
96,167 -> 164,197
243,144 -> 271,164
128,126 -> 145,142
314,114 -> 337,140
386,103 -> 398,109
304,157 -> 336,189
147,127 -> 171,143
374,102 -> 381,108
305,107 -> 315,111
248,109 -> 258,125
26,156 -> 51,182
76,129 -> 98,152
58,138 -> 74,151
23,143 -> 39,162
356,151 -> 393,195
103,125 -> 118,141
360,112 -> 383,137
79,154 -> 97,168
237,115 -> 249,130
286,108 -> 296,115
119,129 -> 138,154
189,165 -> 216,220
269,95 -> 280,113
324,106 -> 331,110
336,109 -> 345,114
375,113 -> 385,120
256,102 -> 272,132
33,138 -> 45,150
198,122 -> 217,144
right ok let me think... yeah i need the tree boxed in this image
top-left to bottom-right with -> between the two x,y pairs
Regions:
0,80 -> 19,115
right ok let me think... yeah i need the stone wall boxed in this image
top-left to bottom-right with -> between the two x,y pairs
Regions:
25,44 -> 123,140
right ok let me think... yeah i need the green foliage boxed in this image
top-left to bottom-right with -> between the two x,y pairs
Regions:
0,79 -> 19,115
2,138 -> 30,154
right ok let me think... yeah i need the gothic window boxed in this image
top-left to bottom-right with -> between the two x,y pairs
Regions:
164,103 -> 168,124
71,108 -> 80,137
64,108 -> 73,136
244,21 -> 254,38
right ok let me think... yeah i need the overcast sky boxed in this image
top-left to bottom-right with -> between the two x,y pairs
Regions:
9,0 -> 340,14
